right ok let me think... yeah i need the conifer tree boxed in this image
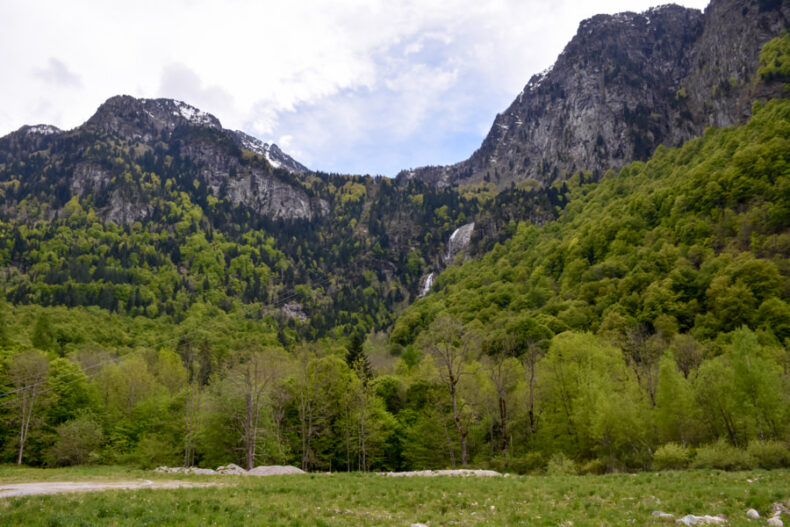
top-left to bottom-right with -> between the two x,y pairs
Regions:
346,330 -> 372,381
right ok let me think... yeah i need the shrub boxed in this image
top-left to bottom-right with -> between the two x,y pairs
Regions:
691,440 -> 755,470
132,435 -> 180,469
490,452 -> 545,474
546,453 -> 577,475
747,440 -> 790,469
579,458 -> 607,475
47,414 -> 103,466
653,443 -> 691,470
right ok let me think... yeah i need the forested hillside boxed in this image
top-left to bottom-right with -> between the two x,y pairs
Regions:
0,28 -> 788,473
0,102 -> 481,337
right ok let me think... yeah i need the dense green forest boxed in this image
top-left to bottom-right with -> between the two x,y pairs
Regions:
0,126 -> 561,339
0,36 -> 789,474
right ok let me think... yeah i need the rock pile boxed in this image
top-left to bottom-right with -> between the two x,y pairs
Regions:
247,466 -> 306,476
380,469 -> 502,477
154,464 -> 305,476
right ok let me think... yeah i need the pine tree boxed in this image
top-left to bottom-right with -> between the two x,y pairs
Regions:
346,330 -> 372,381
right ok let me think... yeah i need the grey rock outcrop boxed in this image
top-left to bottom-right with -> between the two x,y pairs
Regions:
85,95 -> 221,142
402,0 -> 790,189
0,95 -> 322,224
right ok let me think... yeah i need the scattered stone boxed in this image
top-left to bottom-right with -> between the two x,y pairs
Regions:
380,469 -> 502,477
771,503 -> 790,517
746,509 -> 760,519
247,465 -> 305,476
411,523 -> 429,527
216,464 -> 247,475
767,518 -> 784,527
676,514 -> 727,525
185,467 -> 214,475
155,464 -> 303,476
653,510 -> 675,519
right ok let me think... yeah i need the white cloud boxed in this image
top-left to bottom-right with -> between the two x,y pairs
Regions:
33,57 -> 82,87
0,0 -> 711,174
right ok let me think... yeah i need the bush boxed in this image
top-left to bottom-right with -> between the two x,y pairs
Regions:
579,458 -> 607,475
653,443 -> 691,470
47,414 -> 103,466
489,452 -> 545,474
691,440 -> 755,470
546,453 -> 577,475
132,435 -> 180,469
747,440 -> 790,469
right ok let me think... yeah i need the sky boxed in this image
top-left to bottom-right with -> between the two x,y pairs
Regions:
0,0 -> 709,176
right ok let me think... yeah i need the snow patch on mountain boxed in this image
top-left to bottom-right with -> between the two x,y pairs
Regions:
25,125 -> 61,136
173,100 -> 215,126
232,130 -> 308,174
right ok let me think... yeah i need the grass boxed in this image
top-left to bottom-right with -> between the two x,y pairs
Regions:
0,466 -> 788,526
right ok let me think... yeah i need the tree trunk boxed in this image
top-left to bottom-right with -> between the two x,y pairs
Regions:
450,381 -> 467,466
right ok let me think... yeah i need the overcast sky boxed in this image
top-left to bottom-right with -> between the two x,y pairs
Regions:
1,0 -> 709,176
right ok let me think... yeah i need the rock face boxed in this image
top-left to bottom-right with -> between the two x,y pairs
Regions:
85,96 -> 222,142
0,95 -> 323,224
402,0 -> 790,189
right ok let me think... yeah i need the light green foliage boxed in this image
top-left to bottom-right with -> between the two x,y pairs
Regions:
656,353 -> 700,444
546,452 -> 577,475
691,439 -> 756,471
652,442 -> 691,470
758,33 -> 790,84
747,440 -> 790,469
537,332 -> 647,467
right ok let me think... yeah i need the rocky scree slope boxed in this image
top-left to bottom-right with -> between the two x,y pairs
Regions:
401,0 -> 790,189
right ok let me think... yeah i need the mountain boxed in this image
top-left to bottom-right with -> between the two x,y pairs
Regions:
401,0 -> 790,189
1,0 -> 789,475
0,94 -> 486,336
0,95 -> 322,224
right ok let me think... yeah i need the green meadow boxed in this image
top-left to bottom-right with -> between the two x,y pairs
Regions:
1,466 -> 788,526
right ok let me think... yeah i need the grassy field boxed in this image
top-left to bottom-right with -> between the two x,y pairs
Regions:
0,466 -> 788,526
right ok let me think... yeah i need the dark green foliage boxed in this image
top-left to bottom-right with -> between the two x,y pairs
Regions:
346,330 -> 372,381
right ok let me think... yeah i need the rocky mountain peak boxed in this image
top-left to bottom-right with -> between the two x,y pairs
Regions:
402,0 -> 788,189
232,130 -> 309,174
85,95 -> 222,142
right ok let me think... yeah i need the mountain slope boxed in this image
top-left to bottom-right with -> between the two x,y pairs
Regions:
401,0 -> 790,189
392,96 -> 790,347
0,95 -> 487,336
0,95 -> 320,224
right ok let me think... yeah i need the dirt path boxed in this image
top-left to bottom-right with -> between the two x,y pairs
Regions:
0,479 -> 218,498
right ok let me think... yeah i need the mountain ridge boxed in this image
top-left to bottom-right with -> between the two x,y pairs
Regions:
400,0 -> 790,189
